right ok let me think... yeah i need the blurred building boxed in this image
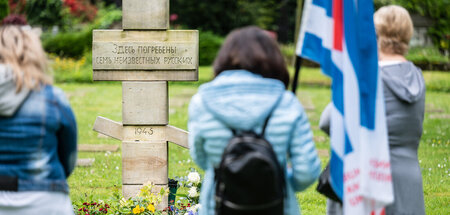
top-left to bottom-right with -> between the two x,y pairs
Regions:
410,14 -> 433,47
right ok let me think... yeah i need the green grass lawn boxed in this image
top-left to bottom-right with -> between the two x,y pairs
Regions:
59,67 -> 449,214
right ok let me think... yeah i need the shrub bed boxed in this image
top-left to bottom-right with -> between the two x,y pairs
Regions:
199,31 -> 223,66
43,7 -> 122,58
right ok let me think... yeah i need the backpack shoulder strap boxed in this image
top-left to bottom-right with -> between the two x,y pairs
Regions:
260,94 -> 284,137
260,114 -> 271,137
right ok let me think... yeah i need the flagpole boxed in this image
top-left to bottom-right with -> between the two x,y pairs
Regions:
292,56 -> 302,94
292,0 -> 305,94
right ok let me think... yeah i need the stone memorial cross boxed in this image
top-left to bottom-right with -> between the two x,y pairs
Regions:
91,0 -> 198,204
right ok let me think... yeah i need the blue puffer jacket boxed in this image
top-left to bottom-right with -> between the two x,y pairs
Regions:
188,70 -> 321,215
0,65 -> 77,193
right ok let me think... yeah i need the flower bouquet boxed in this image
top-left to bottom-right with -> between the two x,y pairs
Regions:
73,169 -> 203,215
108,183 -> 168,215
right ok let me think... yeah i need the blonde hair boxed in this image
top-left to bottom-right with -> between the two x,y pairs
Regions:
374,5 -> 414,56
0,25 -> 51,92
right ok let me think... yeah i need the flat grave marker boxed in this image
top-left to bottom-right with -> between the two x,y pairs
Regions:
78,144 -> 120,152
76,158 -> 95,167
429,114 -> 450,119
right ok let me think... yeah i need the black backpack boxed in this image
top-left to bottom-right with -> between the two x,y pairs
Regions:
214,113 -> 285,215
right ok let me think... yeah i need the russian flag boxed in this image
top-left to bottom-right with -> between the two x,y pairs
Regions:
296,0 -> 394,214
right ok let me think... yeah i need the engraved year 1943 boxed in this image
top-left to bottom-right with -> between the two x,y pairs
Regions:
135,127 -> 154,136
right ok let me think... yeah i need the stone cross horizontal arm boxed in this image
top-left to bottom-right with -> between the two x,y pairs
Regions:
93,116 -> 189,149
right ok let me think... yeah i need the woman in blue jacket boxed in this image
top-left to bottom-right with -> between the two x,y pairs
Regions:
0,24 -> 77,214
188,26 -> 321,215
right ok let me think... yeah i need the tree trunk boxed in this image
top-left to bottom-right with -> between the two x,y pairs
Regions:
294,0 -> 304,48
276,0 -> 291,43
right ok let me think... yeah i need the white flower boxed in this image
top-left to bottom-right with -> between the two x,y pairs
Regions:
119,198 -> 127,206
188,186 -> 199,197
189,204 -> 200,213
187,172 -> 201,184
194,204 -> 201,211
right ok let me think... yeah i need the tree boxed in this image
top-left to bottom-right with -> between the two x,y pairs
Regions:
101,0 -> 121,7
25,0 -> 64,28
170,0 -> 298,43
0,0 -> 9,21
171,0 -> 241,36
275,0 -> 297,43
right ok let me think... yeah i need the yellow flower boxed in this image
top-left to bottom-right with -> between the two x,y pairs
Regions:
147,204 -> 155,213
133,205 -> 144,214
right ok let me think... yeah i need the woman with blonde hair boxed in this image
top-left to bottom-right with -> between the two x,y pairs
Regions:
322,5 -> 426,215
0,23 -> 77,214
374,5 -> 426,215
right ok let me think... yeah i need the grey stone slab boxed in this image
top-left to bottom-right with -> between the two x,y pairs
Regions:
76,158 -> 95,167
92,30 -> 199,75
122,82 -> 168,125
314,136 -> 327,143
426,108 -> 444,113
317,149 -> 329,157
429,114 -> 450,119
93,70 -> 198,81
122,141 -> 167,184
97,133 -> 110,138
122,0 -> 169,30
78,144 -> 120,152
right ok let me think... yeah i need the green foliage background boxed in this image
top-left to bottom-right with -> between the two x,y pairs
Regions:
198,31 -> 223,66
42,7 -> 122,58
375,0 -> 450,50
0,0 -> 9,21
170,0 -> 297,43
25,0 -> 64,28
42,5 -> 224,64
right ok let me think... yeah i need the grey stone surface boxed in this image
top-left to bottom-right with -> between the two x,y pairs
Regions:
123,0 -> 169,30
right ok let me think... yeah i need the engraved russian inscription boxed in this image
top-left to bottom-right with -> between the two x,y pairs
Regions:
92,30 -> 198,81
93,41 -> 197,70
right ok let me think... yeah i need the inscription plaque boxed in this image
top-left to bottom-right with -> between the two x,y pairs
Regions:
92,30 -> 199,81
93,42 -> 196,70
